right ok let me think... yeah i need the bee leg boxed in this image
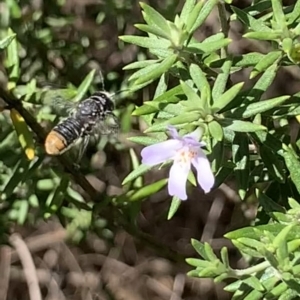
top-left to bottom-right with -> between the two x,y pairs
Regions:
103,113 -> 120,135
76,135 -> 90,164
73,162 -> 81,170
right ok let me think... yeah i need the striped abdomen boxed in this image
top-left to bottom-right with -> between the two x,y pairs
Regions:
45,117 -> 83,155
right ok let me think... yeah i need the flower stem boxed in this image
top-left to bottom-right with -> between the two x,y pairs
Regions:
231,261 -> 271,277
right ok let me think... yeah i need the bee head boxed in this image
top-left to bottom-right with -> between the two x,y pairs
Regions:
90,91 -> 115,112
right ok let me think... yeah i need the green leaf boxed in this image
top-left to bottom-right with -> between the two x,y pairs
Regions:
191,239 -> 210,260
250,51 -> 282,79
154,73 -> 168,98
236,237 -> 266,252
231,6 -> 273,32
243,289 -> 264,300
135,24 -> 170,40
187,38 -> 232,54
214,273 -> 229,283
202,32 -> 225,43
224,280 -> 243,293
73,69 -> 95,102
134,54 -> 177,85
208,121 -> 223,141
119,36 -> 171,49
189,63 -> 211,108
10,109 -> 35,160
269,282 -> 289,298
153,84 -> 183,102
220,247 -> 230,267
149,47 -> 173,59
243,0 -> 272,15
47,177 -> 69,212
123,59 -> 159,70
238,96 -> 290,118
243,276 -> 265,292
244,63 -> 279,104
127,136 -> 165,146
271,0 -> 286,28
133,86 -> 183,116
209,140 -> 224,173
225,224 -> 300,241
243,31 -> 282,41
231,240 -> 263,258
186,258 -> 212,268
122,164 -> 153,185
129,62 -> 162,82
129,148 -> 143,188
220,119 -> 266,132
211,82 -> 244,113
1,158 -> 31,201
37,178 -> 59,191
252,131 -> 283,155
282,38 -> 293,55
273,224 -> 294,264
180,80 -> 201,106
180,0 -> 196,25
287,0 -> 300,24
128,178 -> 168,201
204,242 -> 218,262
232,133 -> 249,199
260,146 -> 285,183
132,104 -> 158,115
190,0 -> 219,33
0,33 -> 16,49
5,28 -> 19,84
140,2 -> 171,34
186,0 -> 205,32
145,112 -> 201,132
288,197 -> 300,209
212,58 -> 232,101
282,145 -> 300,195
209,52 -> 265,68
168,196 -> 181,220
289,240 -> 300,255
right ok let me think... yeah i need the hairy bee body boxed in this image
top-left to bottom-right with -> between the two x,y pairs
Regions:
45,91 -> 119,156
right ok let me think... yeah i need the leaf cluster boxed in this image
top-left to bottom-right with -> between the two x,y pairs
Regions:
187,198 -> 300,300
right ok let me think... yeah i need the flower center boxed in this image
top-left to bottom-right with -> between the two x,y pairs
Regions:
174,146 -> 198,165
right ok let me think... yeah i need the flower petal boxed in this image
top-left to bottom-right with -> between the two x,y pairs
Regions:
141,139 -> 182,166
192,149 -> 215,193
167,125 -> 180,139
168,161 -> 190,200
184,127 -> 203,142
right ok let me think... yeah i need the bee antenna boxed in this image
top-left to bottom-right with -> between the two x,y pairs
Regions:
110,88 -> 130,98
98,69 -> 106,91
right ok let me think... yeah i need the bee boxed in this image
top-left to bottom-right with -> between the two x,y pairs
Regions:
44,91 -> 119,160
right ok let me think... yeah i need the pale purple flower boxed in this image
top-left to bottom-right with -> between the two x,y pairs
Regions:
141,126 -> 215,200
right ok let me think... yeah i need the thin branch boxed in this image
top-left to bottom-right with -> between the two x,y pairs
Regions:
9,233 -> 42,300
0,246 -> 11,300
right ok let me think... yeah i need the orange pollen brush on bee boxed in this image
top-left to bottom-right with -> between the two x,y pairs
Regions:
44,131 -> 68,155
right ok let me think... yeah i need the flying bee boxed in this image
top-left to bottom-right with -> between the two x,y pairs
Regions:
44,91 -> 119,161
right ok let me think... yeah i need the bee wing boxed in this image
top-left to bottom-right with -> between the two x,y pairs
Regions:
41,88 -> 79,116
76,135 -> 90,164
92,113 -> 120,136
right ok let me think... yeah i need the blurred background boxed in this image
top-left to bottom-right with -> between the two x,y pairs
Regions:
0,0 -> 299,299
